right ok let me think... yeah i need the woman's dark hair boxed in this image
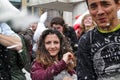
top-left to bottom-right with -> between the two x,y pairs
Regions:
36,29 -> 72,67
85,0 -> 119,6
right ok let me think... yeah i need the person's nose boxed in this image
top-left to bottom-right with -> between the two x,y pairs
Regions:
97,6 -> 105,16
51,43 -> 55,48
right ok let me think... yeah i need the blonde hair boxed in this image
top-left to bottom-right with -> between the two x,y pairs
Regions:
81,14 -> 96,32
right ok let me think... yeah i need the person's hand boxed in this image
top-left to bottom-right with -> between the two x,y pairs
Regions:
63,76 -> 73,80
62,52 -> 74,64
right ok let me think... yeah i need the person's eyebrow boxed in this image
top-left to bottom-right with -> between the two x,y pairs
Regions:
88,2 -> 97,9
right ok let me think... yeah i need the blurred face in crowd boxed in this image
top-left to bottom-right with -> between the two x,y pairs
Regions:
52,24 -> 64,34
83,15 -> 93,27
87,0 -> 120,29
30,22 -> 38,32
45,34 -> 60,57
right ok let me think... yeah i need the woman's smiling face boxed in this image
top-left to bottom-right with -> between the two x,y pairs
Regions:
45,34 -> 60,57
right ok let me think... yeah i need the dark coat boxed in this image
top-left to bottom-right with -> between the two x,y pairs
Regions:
19,29 -> 34,71
0,36 -> 29,80
76,26 -> 120,80
64,27 -> 78,53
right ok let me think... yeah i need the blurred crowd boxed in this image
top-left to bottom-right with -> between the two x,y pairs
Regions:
0,0 -> 120,80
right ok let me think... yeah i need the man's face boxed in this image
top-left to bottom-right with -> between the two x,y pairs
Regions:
87,0 -> 119,28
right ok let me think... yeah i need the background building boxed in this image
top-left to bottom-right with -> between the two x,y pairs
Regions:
9,0 -> 88,27
9,0 -> 21,9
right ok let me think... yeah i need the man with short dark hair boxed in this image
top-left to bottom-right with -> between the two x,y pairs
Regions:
76,0 -> 120,80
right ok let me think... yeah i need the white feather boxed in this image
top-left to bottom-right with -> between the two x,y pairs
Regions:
32,43 -> 38,52
0,0 -> 20,22
32,12 -> 47,52
39,12 -> 48,23
118,9 -> 120,19
0,0 -> 39,31
22,68 -> 32,80
33,23 -> 46,42
33,12 -> 47,42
